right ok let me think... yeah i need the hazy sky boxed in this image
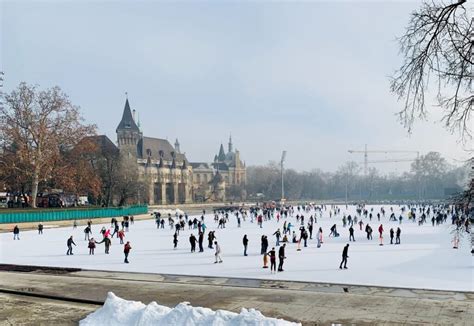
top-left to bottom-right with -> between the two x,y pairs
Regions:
1,0 -> 471,173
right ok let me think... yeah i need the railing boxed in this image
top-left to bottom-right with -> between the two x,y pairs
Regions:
0,205 -> 148,224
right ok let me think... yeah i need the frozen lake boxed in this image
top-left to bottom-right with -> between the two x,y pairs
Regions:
1,205 -> 472,292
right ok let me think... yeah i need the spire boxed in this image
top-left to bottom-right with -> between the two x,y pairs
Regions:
228,134 -> 233,152
175,138 -> 180,153
218,144 -> 225,161
116,98 -> 140,132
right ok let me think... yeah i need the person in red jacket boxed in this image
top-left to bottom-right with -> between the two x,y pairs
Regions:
124,241 -> 132,263
118,230 -> 125,244
378,224 -> 384,246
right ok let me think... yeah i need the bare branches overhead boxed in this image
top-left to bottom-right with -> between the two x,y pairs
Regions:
391,0 -> 473,141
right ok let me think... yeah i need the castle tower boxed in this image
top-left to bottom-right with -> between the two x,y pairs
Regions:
116,97 -> 142,157
228,134 -> 233,153
175,138 -> 181,153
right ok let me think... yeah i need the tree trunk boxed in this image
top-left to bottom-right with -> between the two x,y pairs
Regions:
31,170 -> 39,208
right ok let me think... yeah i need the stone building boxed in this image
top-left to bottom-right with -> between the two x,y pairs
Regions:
116,98 -> 192,205
115,98 -> 246,204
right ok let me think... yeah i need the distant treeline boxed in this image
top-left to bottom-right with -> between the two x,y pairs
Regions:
246,152 -> 469,202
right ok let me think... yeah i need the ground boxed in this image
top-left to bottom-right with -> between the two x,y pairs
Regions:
0,205 -> 472,292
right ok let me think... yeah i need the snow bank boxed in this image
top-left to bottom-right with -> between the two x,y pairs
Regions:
80,292 -> 300,326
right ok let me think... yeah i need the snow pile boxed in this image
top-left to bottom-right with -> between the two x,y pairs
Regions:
80,292 -> 300,326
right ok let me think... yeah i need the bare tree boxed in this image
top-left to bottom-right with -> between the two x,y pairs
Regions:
0,83 -> 96,207
391,0 -> 473,140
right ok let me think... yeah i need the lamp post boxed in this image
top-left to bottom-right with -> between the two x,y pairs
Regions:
281,150 -> 287,202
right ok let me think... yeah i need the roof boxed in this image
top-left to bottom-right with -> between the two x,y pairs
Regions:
190,162 -> 212,170
116,99 -> 140,132
138,136 -> 187,162
218,144 -> 226,161
212,162 -> 229,171
79,135 -> 119,156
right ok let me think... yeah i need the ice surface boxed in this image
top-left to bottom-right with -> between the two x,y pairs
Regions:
79,292 -> 300,326
0,205 -> 472,291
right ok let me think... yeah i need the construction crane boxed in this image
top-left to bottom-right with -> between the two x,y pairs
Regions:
348,144 -> 419,176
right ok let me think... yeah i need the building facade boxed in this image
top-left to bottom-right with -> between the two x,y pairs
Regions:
115,98 -> 246,205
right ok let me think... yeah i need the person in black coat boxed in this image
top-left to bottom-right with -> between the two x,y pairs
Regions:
67,236 -> 76,255
349,226 -> 355,242
278,244 -> 286,272
198,231 -> 204,252
243,235 -> 249,256
13,225 -> 20,240
189,234 -> 197,252
339,244 -> 349,269
390,228 -> 394,244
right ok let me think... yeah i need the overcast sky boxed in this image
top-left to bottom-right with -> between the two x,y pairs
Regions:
1,0 -> 471,173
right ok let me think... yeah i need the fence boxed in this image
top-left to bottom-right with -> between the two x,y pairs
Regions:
0,205 -> 148,224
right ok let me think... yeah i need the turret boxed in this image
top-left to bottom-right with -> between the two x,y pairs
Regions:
175,138 -> 181,153
228,134 -> 233,153
116,97 -> 142,157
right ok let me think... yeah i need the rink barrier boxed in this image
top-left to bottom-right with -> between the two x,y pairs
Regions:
0,205 -> 148,224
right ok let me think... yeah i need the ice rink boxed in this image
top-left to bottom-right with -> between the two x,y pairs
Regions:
1,205 -> 472,292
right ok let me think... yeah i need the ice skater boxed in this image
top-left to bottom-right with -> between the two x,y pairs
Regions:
243,234 -> 248,256
124,241 -> 131,263
66,236 -> 76,255
268,247 -> 277,273
88,238 -> 96,255
214,241 -> 223,263
349,226 -> 355,242
189,234 -> 197,252
278,244 -> 286,272
13,225 -> 20,240
339,244 -> 349,269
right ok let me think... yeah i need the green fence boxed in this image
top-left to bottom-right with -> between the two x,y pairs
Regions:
0,205 -> 148,224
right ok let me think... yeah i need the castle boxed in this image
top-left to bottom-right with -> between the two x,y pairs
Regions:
115,98 -> 246,204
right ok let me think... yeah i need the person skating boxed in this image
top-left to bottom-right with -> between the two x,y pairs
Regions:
390,228 -> 394,244
124,241 -> 132,263
243,234 -> 249,256
173,232 -> 178,249
214,241 -> 223,263
262,252 -> 269,268
88,238 -> 96,255
268,247 -> 277,273
316,227 -> 323,248
278,244 -> 286,272
273,229 -> 281,246
13,225 -> 20,240
96,236 -> 112,254
189,234 -> 197,252
395,227 -> 401,244
118,229 -> 125,244
339,244 -> 349,269
208,231 -> 215,249
349,226 -> 355,242
329,224 -> 337,237
66,236 -> 76,255
84,226 -> 92,241
198,231 -> 204,252
378,224 -> 384,246
38,223 -> 43,235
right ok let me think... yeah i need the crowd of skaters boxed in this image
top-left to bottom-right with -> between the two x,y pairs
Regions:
9,202 -> 473,271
